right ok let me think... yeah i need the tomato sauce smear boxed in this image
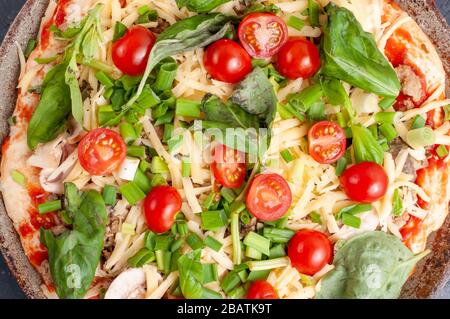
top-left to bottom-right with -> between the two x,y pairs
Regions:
40,0 -> 70,49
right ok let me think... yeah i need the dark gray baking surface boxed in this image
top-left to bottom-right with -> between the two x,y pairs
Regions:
0,0 -> 449,300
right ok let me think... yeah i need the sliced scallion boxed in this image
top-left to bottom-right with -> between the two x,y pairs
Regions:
247,257 -> 290,271
102,185 -> 117,206
375,112 -> 396,124
341,213 -> 361,228
310,211 -> 322,224
201,210 -> 228,231
243,231 -> 271,256
247,269 -> 271,282
151,156 -> 169,174
269,244 -> 286,259
181,158 -> 191,177
245,246 -> 262,260
154,60 -> 178,92
203,264 -> 218,284
38,200 -> 62,214
287,16 -> 305,30
280,149 -> 294,163
436,145 -> 449,158
262,228 -> 295,244
127,145 -> 146,158
392,189 -> 403,216
186,233 -> 204,250
119,182 -> 146,205
119,122 -> 138,144
204,235 -> 223,252
231,212 -> 241,265
10,169 -> 26,186
154,235 -> 173,251
175,99 -> 201,118
411,115 -> 426,129
220,188 -> 237,203
406,127 -> 436,149
379,123 -> 398,142
95,71 -> 114,88
220,271 -> 241,294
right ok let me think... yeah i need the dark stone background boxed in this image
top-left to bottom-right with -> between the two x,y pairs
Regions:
0,0 -> 449,299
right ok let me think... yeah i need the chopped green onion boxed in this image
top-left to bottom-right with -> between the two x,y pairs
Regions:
336,112 -> 346,128
154,235 -> 173,251
436,145 -> 449,158
24,39 -> 37,58
368,124 -> 378,139
300,274 -> 315,286
411,115 -> 426,129
280,149 -> 294,163
308,0 -> 320,26
137,5 -> 151,15
121,222 -> 136,235
406,127 -> 436,149
287,16 -> 305,30
379,123 -> 398,142
154,60 -> 178,92
277,103 -> 294,120
155,250 -> 172,274
151,174 -> 167,187
221,271 -> 241,294
375,112 -> 396,124
38,200 -> 62,214
95,71 -> 114,88
270,244 -> 286,259
285,102 -> 306,122
175,99 -> 201,118
243,232 -> 271,256
181,158 -> 191,177
245,246 -> 262,260
220,188 -> 237,203
59,210 -> 73,225
144,231 -> 156,251
202,192 -> 217,211
240,209 -> 252,225
119,122 -> 138,144
170,238 -> 184,252
163,123 -> 174,144
247,257 -> 290,271
98,105 -> 117,126
127,145 -> 146,158
228,286 -> 246,299
151,156 -> 169,174
201,210 -> 228,231
128,248 -> 155,267
119,182 -> 146,205
337,204 -> 372,220
10,169 -> 27,186
177,220 -> 189,237
237,269 -> 248,283
444,105 -> 450,121
204,236 -> 223,252
102,185 -> 117,206
202,287 -> 223,299
335,156 -> 347,177
35,56 -> 58,64
186,233 -> 204,250
133,169 -> 152,193
139,160 -> 151,172
307,102 -> 326,121
310,211 -> 322,224
341,213 -> 361,228
262,228 -> 295,244
167,134 -> 183,154
392,189 -> 403,217
231,212 -> 241,265
203,264 -> 218,284
379,96 -> 396,110
137,85 -> 160,109
113,21 -> 127,41
247,269 -> 271,282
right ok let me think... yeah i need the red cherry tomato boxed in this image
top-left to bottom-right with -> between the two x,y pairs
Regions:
247,281 -> 279,299
238,13 -> 288,58
211,144 -> 246,189
308,121 -> 346,164
246,173 -> 292,222
340,162 -> 389,203
276,37 -> 321,79
144,185 -> 182,234
78,128 -> 126,176
288,230 -> 332,276
112,26 -> 156,76
204,39 -> 252,83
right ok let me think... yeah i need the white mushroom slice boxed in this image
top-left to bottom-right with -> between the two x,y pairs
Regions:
104,268 -> 146,299
118,157 -> 140,181
27,135 -> 65,169
39,150 -> 79,194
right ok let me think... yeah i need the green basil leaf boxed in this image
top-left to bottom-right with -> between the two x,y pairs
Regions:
27,64 -> 71,150
321,4 -> 400,98
316,231 -> 429,299
243,3 -> 281,15
351,125 -> 384,164
41,183 -> 108,299
177,249 -> 204,299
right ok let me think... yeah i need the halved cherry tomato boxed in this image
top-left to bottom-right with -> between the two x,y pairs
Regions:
78,128 -> 126,176
238,13 -> 288,58
144,185 -> 182,234
340,162 -> 389,203
246,173 -> 292,222
112,26 -> 156,76
204,39 -> 252,83
287,230 -> 332,276
276,37 -> 321,79
211,144 -> 246,189
308,121 -> 346,164
247,281 -> 278,299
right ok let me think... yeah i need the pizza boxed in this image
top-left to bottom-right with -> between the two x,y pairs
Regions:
0,0 -> 449,299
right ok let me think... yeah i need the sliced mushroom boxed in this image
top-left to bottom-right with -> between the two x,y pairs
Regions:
104,268 -> 146,299
39,150 -> 78,194
27,134 -> 66,169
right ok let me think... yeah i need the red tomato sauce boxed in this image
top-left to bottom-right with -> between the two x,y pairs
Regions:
40,0 -> 71,49
400,215 -> 422,249
29,248 -> 49,267
1,136 -> 10,155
